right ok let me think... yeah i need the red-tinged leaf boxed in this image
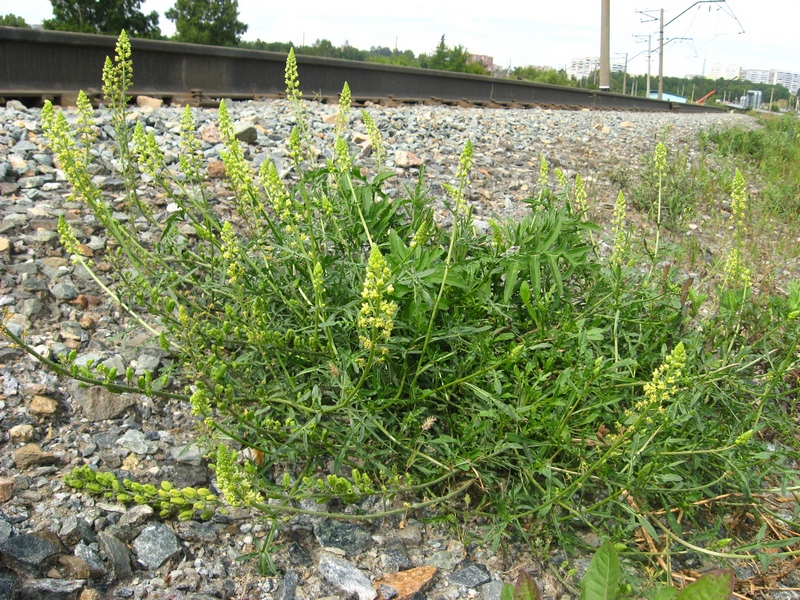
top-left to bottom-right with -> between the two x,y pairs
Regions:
513,570 -> 541,600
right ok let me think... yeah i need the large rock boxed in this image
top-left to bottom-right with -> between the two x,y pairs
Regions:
136,95 -> 163,109
0,531 -> 66,576
71,385 -> 139,421
374,565 -> 437,600
13,444 -> 57,469
16,577 -> 85,600
234,121 -> 258,144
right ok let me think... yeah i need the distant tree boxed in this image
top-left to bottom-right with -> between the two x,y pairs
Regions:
0,14 -> 30,27
166,0 -> 247,47
513,66 -> 575,87
425,35 -> 449,70
367,50 -> 419,68
238,39 -> 293,53
370,46 -> 393,58
43,0 -> 160,38
420,35 -> 487,75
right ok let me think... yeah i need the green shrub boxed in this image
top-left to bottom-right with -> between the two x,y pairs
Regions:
6,32 -> 800,573
503,541 -> 735,599
703,114 -> 800,217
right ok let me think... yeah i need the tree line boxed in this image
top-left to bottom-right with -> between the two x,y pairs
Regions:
1,4 -> 795,104
588,70 -> 792,107
2,1 -> 247,47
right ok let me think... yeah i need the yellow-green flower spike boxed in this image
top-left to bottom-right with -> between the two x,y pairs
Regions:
335,82 -> 351,139
102,31 -> 133,110
611,190 -> 628,265
217,100 -> 258,204
574,174 -> 588,216
722,169 -> 751,289
361,110 -> 385,167
538,155 -> 549,188
358,245 -> 398,354
654,142 -> 667,177
57,216 -> 82,259
285,48 -> 302,103
334,136 -> 351,174
179,105 -> 202,178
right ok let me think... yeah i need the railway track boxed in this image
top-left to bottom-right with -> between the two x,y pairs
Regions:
0,26 -> 724,113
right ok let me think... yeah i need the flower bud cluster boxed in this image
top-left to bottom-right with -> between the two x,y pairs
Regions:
218,101 -> 258,203
361,110 -> 386,167
334,82 -> 351,139
654,142 -> 667,177
358,245 -> 397,354
219,221 -> 245,284
722,169 -> 751,289
538,155 -> 549,188
611,191 -> 628,265
178,105 -> 203,178
627,341 -> 687,427
64,465 -> 218,521
101,31 -> 132,112
133,123 -> 165,179
574,174 -> 588,216
214,443 -> 263,506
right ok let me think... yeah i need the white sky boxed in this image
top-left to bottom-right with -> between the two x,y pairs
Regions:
10,1 -> 799,78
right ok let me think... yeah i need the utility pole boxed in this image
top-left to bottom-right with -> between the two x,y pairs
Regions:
647,35 -> 651,98
638,1 -> 727,101
658,9 -> 664,100
600,0 -> 611,91
623,53 -> 628,94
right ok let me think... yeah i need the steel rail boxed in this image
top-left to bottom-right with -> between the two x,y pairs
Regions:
0,27 -> 724,113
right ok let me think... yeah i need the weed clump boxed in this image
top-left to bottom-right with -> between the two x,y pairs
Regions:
6,33 -> 800,577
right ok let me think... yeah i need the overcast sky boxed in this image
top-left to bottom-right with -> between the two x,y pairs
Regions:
11,1 -> 799,78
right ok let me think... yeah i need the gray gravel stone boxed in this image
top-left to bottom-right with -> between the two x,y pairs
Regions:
58,515 -> 93,546
50,281 -> 79,300
318,553 -> 376,600
132,523 -> 181,570
480,579 -> 506,600
16,577 -> 85,599
0,531 -> 65,576
448,561 -> 491,588
170,442 -> 203,465
0,520 -> 12,544
117,429 -> 157,455
74,541 -> 107,578
314,520 -> 372,556
380,537 -> 412,572
97,531 -> 132,580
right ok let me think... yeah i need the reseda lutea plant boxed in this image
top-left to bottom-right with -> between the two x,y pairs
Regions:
9,32 -> 800,569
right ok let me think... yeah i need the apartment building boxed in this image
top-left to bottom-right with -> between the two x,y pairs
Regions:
740,68 -> 800,95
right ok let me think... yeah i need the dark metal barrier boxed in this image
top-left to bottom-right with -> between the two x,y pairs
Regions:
0,27 -> 723,112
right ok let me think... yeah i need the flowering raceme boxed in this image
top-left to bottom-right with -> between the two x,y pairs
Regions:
358,245 -> 397,355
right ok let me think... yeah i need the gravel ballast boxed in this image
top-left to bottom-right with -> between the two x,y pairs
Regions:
2,98 -> 796,600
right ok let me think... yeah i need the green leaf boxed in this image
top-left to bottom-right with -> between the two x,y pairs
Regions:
503,262 -> 520,304
580,540 -> 620,600
675,569 -> 734,600
519,279 -> 531,304
652,588 -> 678,600
501,583 -> 515,600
